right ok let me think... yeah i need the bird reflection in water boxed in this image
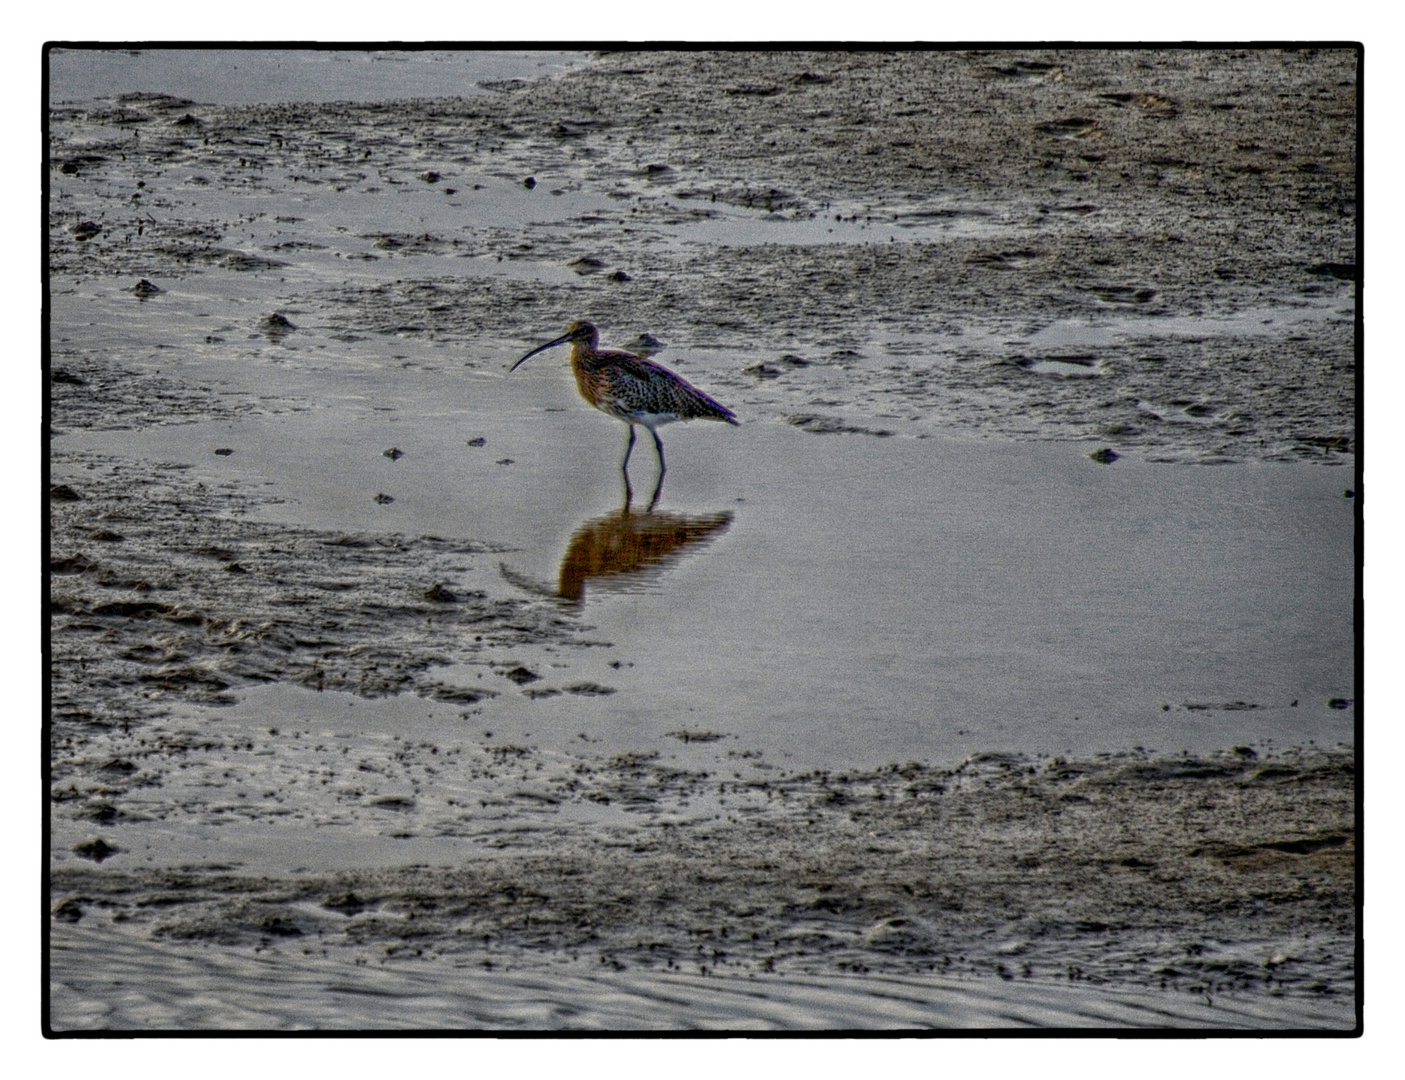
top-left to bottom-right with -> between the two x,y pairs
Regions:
556,506 -> 734,604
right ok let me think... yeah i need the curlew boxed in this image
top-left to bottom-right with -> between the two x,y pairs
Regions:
510,321 -> 737,505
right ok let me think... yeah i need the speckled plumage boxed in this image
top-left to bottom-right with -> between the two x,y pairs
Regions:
572,345 -> 738,426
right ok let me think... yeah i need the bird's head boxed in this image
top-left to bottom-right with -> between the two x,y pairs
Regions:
564,320 -> 598,345
510,321 -> 598,371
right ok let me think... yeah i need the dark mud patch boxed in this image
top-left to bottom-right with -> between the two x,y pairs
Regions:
47,350 -> 268,434
786,414 -> 894,437
563,682 -> 615,696
72,838 -> 121,863
665,729 -> 728,743
501,665 -> 541,685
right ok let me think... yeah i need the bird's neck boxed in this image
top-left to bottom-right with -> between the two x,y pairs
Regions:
570,342 -> 603,371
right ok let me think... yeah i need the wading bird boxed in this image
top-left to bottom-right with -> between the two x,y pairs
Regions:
510,321 -> 738,507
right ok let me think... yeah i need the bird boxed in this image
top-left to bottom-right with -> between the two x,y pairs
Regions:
510,321 -> 738,507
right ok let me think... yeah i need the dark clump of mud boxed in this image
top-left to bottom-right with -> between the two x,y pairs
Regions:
51,745 -> 1354,1005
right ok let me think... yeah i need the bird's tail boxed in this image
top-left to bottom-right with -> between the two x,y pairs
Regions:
700,395 -> 739,425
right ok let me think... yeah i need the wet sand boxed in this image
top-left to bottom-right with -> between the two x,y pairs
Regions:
47,48 -> 1356,1030
51,716 -> 1353,1029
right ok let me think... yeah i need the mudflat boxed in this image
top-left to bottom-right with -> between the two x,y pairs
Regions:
47,48 -> 1356,1030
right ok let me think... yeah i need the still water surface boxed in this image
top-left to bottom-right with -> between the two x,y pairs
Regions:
63,360 -> 1355,772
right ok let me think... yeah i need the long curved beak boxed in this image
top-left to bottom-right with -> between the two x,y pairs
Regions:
509,333 -> 573,372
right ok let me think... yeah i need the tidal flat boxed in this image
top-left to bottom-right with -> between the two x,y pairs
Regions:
47,47 -> 1356,1030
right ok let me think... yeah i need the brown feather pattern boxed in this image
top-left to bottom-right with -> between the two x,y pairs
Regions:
573,348 -> 738,426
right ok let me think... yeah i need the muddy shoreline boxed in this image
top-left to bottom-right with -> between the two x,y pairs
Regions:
49,48 -> 1355,462
52,744 -> 1354,1029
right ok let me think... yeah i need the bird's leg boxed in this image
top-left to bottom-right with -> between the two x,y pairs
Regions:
621,424 -> 636,507
647,428 -> 666,511
651,428 -> 666,482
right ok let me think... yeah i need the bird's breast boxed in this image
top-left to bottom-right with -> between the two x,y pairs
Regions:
616,409 -> 683,429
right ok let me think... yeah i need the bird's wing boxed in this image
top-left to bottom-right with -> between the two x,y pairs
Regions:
611,353 -> 738,423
